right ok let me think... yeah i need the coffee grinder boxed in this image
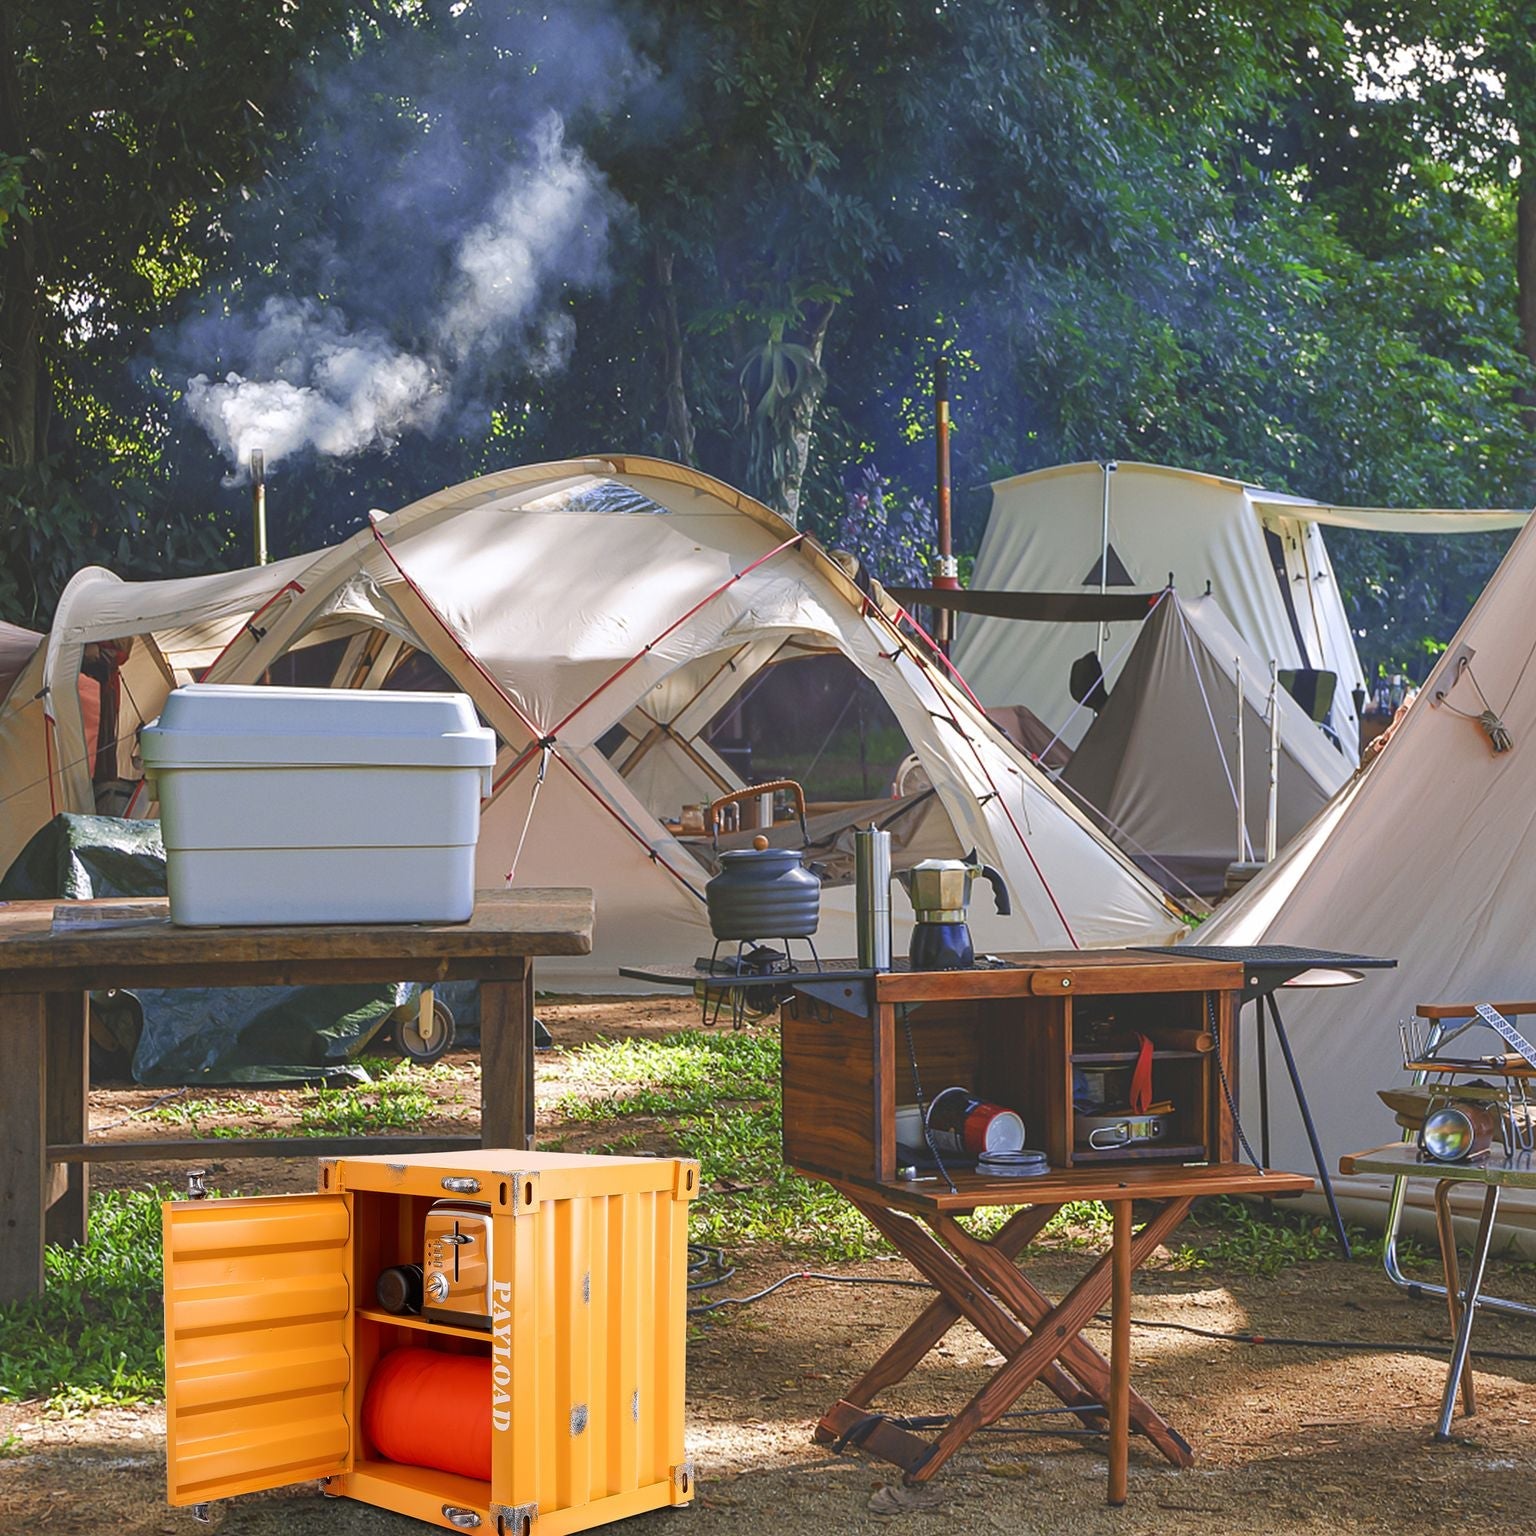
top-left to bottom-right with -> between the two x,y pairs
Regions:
896,851 -> 1010,970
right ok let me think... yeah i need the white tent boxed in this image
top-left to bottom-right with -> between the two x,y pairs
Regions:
1193,508 -> 1536,1240
0,457 -> 1187,984
1059,592 -> 1352,899
953,460 -> 1528,761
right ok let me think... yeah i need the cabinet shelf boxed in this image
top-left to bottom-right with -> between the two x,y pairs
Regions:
1071,1049 -> 1205,1064
357,1307 -> 490,1343
1070,1142 -> 1208,1164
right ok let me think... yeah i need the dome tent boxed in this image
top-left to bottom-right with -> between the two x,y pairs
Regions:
6,457 -> 1186,984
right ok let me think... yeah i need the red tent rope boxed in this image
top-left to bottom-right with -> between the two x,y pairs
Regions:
203,580 -> 306,680
544,531 -> 806,741
867,604 -> 1080,948
367,516 -> 708,904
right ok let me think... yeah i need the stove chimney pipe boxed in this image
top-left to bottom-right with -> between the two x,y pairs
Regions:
250,449 -> 269,566
933,357 -> 959,651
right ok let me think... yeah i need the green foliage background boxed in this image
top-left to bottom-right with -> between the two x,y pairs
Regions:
2,1 -> 1533,680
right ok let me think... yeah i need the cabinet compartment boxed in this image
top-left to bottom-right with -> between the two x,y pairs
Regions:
781,971 -> 1239,1188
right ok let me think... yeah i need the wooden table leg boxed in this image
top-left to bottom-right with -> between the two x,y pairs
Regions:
480,961 -> 532,1150
837,1207 -> 1057,1408
900,1199 -> 1189,1484
1433,1179 -> 1474,1417
935,1204 -> 1194,1469
0,992 -> 48,1303
44,990 -> 89,1247
815,1204 -> 1101,1478
1109,1200 -> 1131,1506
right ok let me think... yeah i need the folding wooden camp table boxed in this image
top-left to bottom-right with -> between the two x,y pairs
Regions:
769,949 -> 1313,1502
1341,1142 -> 1536,1441
811,1160 -> 1309,1500
0,888 -> 593,1304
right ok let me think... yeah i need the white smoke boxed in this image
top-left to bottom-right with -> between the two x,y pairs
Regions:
185,299 -> 445,468
436,115 -> 616,365
186,115 -> 619,473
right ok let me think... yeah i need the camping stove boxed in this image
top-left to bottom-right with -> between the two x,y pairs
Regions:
696,939 -> 821,1029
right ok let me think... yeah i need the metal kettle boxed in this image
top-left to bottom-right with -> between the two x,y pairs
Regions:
703,780 -> 820,941
895,850 -> 1010,971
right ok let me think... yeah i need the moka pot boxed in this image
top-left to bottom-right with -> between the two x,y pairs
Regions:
895,850 -> 1011,970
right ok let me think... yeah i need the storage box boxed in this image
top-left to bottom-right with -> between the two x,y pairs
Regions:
163,1149 -> 699,1533
141,684 -> 496,925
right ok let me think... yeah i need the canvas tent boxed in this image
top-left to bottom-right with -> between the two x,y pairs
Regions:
1,458 -> 1187,986
1058,592 -> 1352,899
953,460 -> 1528,760
1193,507 -> 1536,1240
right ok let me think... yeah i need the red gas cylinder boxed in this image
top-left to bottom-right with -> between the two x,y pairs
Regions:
362,1347 -> 492,1482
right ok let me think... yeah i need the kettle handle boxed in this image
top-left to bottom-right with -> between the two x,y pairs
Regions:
707,780 -> 809,849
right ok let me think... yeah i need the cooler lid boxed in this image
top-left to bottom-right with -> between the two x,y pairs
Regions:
142,683 -> 497,770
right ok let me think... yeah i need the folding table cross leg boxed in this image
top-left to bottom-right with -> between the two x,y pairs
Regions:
813,1183 -> 1196,1502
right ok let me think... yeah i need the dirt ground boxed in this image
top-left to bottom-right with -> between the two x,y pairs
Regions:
3,996 -> 1534,1536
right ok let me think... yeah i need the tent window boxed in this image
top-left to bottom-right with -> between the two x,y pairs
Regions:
704,654 -> 911,802
595,723 -> 630,760
521,480 -> 669,516
1080,543 -> 1134,587
262,636 -> 352,689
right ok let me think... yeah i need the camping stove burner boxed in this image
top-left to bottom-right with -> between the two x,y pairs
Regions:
696,938 -> 822,1028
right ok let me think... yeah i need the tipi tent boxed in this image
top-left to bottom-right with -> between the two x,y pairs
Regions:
1059,592 -> 1352,899
1193,507 -> 1536,1239
1,458 -> 1187,985
953,460 -> 1527,759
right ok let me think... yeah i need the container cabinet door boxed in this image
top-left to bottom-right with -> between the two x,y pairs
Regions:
163,1192 -> 353,1506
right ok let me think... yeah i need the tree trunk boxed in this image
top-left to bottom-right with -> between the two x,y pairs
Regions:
1518,159 -> 1536,430
0,6 -> 41,468
776,302 -> 833,526
650,244 -> 696,464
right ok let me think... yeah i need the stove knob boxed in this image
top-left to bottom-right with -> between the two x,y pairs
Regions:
426,1272 -> 450,1303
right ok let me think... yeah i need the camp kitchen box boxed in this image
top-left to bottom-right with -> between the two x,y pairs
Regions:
163,1149 -> 699,1533
141,684 -> 496,925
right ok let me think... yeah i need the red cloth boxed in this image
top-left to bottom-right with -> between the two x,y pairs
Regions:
362,1346 -> 492,1482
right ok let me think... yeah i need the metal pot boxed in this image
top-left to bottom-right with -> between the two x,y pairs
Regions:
703,780 -> 820,940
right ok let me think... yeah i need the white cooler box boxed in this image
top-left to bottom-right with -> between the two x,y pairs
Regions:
141,684 -> 497,926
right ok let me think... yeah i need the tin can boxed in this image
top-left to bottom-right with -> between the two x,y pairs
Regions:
925,1087 -> 1025,1157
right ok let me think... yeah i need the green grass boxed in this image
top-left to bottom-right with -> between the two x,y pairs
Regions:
141,1094 -> 270,1128
0,1188 -> 167,1410
295,1059 -> 445,1135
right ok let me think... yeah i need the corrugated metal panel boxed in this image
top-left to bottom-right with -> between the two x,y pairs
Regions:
332,1151 -> 697,1532
163,1194 -> 352,1505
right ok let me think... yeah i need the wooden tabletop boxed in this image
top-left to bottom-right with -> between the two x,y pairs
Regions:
1340,1143 -> 1536,1188
0,888 -> 593,993
815,1160 -> 1314,1213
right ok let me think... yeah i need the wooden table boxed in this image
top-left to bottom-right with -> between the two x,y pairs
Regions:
0,888 -> 593,1303
1341,1141 -> 1536,1440
776,951 -> 1312,1502
812,1161 -> 1309,1501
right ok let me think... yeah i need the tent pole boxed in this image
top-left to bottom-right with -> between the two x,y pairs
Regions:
1096,461 -> 1117,657
1235,657 -> 1246,862
1266,662 -> 1279,863
933,357 -> 959,653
